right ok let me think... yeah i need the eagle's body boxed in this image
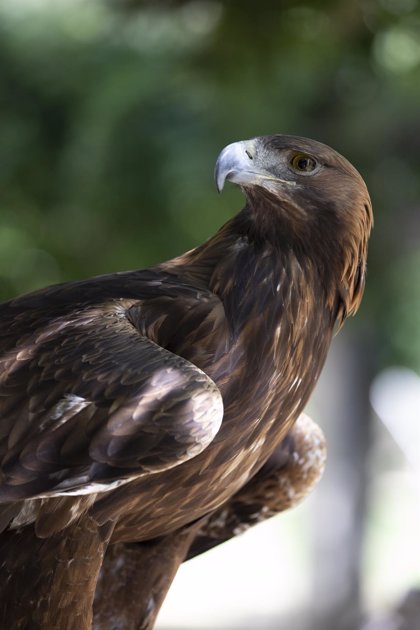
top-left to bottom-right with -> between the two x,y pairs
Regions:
0,213 -> 332,541
0,135 -> 372,628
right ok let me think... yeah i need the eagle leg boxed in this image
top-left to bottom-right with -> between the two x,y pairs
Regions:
93,521 -> 203,630
0,515 -> 114,630
93,414 -> 326,629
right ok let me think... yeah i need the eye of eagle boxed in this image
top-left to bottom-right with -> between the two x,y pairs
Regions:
289,152 -> 318,174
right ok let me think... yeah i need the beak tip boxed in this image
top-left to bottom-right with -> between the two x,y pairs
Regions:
215,179 -> 225,194
214,159 -> 226,193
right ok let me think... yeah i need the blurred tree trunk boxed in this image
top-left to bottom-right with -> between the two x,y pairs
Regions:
309,327 -> 376,630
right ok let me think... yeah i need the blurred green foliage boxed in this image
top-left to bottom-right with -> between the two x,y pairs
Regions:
0,0 -> 419,370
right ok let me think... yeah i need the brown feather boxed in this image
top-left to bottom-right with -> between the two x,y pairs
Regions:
93,413 -> 326,629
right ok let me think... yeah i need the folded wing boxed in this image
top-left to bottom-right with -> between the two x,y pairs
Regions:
0,303 -> 223,502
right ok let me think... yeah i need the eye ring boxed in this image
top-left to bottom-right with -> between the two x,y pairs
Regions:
290,152 -> 318,174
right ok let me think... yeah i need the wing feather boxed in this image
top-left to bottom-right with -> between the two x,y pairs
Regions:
0,299 -> 223,502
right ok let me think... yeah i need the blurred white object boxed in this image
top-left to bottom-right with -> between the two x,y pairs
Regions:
370,367 -> 420,474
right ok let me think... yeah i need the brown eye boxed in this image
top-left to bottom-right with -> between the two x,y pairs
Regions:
290,153 -> 317,173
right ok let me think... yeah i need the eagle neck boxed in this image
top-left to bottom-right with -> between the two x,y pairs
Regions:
171,205 -> 340,329
205,209 -> 318,337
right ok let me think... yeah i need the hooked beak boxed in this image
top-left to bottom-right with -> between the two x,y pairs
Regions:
215,140 -> 257,192
215,138 -> 294,193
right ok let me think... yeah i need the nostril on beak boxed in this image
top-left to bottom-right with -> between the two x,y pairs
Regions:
245,149 -> 253,160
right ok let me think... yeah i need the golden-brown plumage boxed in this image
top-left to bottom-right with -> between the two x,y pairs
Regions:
0,135 -> 372,628
93,413 -> 326,630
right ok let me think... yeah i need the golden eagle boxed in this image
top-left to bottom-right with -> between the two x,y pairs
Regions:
0,135 -> 372,629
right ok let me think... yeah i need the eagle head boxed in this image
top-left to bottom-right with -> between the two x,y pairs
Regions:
215,134 -> 373,319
